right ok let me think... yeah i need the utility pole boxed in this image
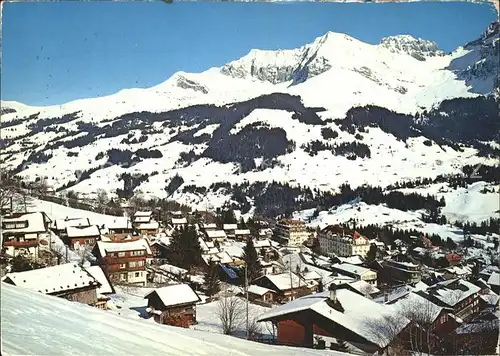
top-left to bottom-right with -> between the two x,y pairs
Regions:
245,263 -> 249,340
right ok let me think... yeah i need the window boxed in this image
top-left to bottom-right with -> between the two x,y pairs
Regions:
118,252 -> 125,257
120,273 -> 127,281
120,263 -> 126,269
135,272 -> 140,278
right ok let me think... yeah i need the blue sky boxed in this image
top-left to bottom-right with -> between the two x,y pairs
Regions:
1,1 -> 497,106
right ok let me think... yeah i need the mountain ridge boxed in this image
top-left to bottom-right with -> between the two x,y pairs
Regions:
1,22 -> 498,214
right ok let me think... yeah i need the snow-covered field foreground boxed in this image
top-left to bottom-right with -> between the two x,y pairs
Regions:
1,284 -> 347,356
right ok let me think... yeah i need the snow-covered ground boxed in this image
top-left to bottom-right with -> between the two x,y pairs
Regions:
28,197 -> 125,227
294,194 -> 499,243
2,283 -> 346,356
396,181 -> 500,223
193,298 -> 275,338
2,24 -> 497,207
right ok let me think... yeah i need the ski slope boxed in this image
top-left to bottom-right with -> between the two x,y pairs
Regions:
1,283 -> 347,356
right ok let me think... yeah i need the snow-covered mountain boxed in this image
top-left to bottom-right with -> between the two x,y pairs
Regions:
1,22 -> 499,215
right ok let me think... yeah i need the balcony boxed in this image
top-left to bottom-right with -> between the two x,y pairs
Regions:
104,255 -> 146,264
106,265 -> 146,273
3,239 -> 39,248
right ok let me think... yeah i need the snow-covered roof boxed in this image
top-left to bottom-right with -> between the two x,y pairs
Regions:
302,270 -> 322,281
234,229 -> 251,235
2,212 -> 49,234
106,217 -> 133,230
134,211 -> 152,217
134,216 -> 151,223
258,289 -> 409,348
85,265 -> 114,295
331,263 -> 373,277
3,283 -> 348,356
145,284 -> 200,307
97,239 -> 152,256
388,291 -> 445,324
202,223 -> 217,230
3,263 -> 98,294
137,221 -> 159,230
337,256 -> 364,265
53,217 -> 91,230
206,230 -> 227,239
66,225 -> 100,238
348,280 -> 380,295
480,291 -> 500,306
254,239 -> 272,248
202,251 -> 233,265
171,218 -> 187,225
426,279 -> 481,307
159,264 -> 188,276
487,272 -> 500,287
220,245 -> 244,258
248,285 -> 275,296
259,272 -> 303,291
223,224 -> 238,230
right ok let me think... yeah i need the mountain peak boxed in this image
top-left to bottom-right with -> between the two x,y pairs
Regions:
379,35 -> 445,61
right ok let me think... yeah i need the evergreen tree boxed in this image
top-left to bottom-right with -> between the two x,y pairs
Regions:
204,258 -> 221,298
238,216 -> 247,229
493,237 -> 499,251
366,244 -> 377,263
222,209 -> 237,224
168,225 -> 202,269
242,236 -> 261,283
317,279 -> 324,293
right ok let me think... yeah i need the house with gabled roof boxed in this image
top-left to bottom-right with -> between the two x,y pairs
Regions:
253,272 -> 314,303
1,212 -> 52,258
145,284 -> 201,327
52,217 -> 91,235
66,225 -> 100,250
94,239 -> 151,286
2,263 -> 101,306
257,287 -> 410,353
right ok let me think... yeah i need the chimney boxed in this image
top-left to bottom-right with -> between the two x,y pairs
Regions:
329,283 -> 337,303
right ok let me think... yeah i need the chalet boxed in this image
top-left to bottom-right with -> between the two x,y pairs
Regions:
1,212 -> 52,258
171,217 -> 187,229
234,229 -> 251,241
105,217 -> 135,239
94,239 -> 152,286
387,291 -> 456,352
205,229 -> 227,242
133,211 -> 153,225
52,217 -> 91,235
136,221 -> 160,235
66,225 -> 100,250
453,312 -> 500,355
2,263 -> 100,306
247,284 -> 277,304
223,224 -> 238,238
85,265 -> 115,309
145,284 -> 201,327
331,263 -> 378,286
420,279 -> 482,321
201,223 -> 218,231
257,286 -> 410,353
253,272 -> 314,303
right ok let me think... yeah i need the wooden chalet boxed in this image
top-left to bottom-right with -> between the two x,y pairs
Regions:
2,263 -> 101,306
145,284 -> 201,327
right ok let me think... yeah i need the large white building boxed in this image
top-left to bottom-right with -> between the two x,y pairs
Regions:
318,226 -> 371,258
274,219 -> 310,247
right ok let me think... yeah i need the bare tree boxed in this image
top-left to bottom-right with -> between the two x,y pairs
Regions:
216,293 -> 246,335
75,243 -> 95,266
96,189 -> 109,213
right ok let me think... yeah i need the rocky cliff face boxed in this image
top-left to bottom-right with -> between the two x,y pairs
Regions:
379,35 -> 445,61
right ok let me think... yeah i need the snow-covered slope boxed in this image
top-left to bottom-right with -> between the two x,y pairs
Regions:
1,22 -> 498,215
1,283 -> 347,356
